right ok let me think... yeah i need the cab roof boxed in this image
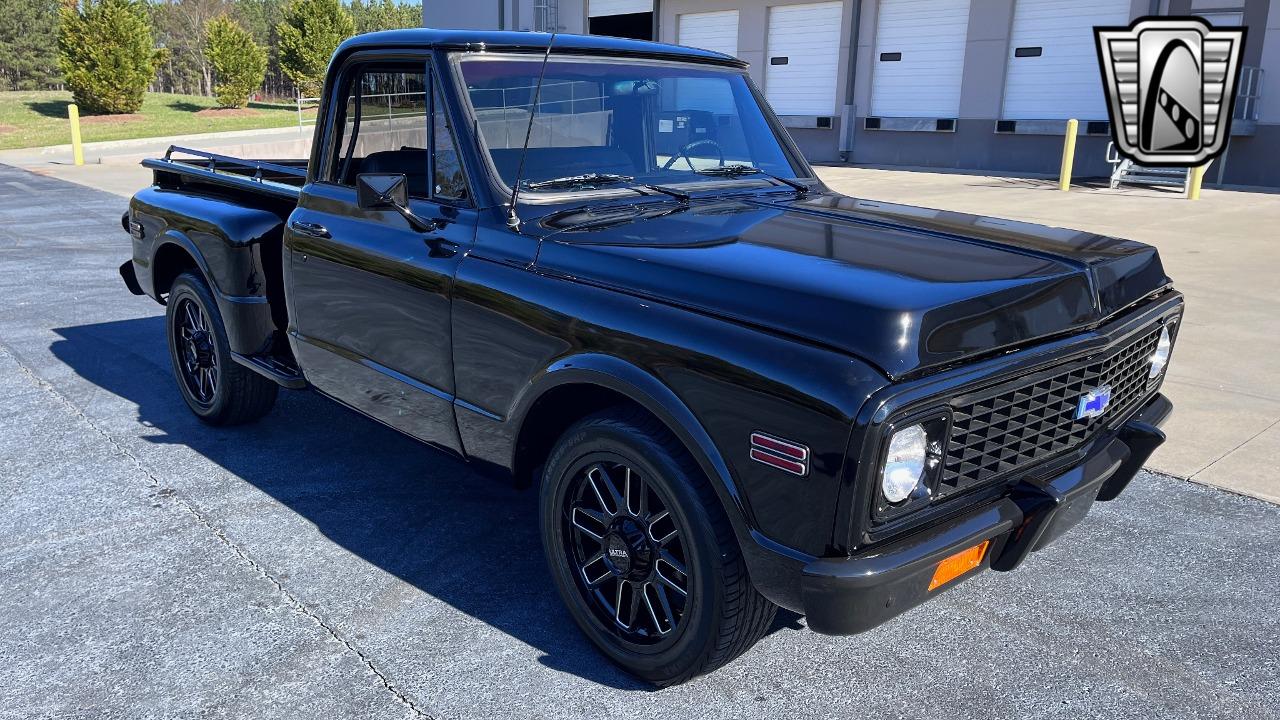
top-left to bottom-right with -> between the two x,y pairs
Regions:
335,28 -> 748,68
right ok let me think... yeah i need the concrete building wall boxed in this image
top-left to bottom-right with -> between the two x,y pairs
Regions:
425,0 -> 585,32
1256,0 -> 1280,124
1215,0 -> 1278,186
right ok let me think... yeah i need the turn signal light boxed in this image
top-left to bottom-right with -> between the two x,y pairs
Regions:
928,540 -> 990,591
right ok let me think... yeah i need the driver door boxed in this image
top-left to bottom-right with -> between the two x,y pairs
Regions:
285,59 -> 475,455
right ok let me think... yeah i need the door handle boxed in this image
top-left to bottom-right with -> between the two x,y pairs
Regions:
290,220 -> 330,239
424,236 -> 459,258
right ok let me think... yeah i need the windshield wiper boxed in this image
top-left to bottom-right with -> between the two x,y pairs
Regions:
694,164 -> 810,195
636,183 -> 691,202
523,173 -> 634,191
524,173 -> 691,203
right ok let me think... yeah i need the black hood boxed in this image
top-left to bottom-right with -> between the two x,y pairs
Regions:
533,191 -> 1171,379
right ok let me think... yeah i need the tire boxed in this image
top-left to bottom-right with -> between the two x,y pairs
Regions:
540,406 -> 776,685
166,272 -> 278,426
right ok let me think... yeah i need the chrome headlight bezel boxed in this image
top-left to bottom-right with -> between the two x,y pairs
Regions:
873,411 -> 950,522
1149,322 -> 1175,379
881,424 -> 927,503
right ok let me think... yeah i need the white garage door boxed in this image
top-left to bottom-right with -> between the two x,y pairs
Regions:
675,12 -> 740,112
870,0 -> 971,117
678,10 -> 739,56
588,0 -> 652,17
765,1 -> 844,116
1001,0 -> 1130,120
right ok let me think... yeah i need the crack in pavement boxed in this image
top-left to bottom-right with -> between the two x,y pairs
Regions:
0,342 -> 436,720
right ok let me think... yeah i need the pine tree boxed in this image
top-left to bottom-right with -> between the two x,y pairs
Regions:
205,16 -> 267,107
350,0 -> 422,35
0,0 -> 62,90
232,0 -> 289,97
57,0 -> 164,114
276,0 -> 354,98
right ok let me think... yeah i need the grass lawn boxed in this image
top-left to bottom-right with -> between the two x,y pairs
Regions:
0,90 -> 308,150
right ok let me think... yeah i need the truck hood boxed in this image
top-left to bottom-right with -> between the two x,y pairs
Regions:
533,192 -> 1171,379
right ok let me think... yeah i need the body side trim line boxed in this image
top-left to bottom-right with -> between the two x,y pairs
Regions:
290,330 -> 454,403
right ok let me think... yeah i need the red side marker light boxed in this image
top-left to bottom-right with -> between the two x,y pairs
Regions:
749,433 -> 809,476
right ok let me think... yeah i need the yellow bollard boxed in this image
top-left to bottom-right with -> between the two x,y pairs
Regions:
68,103 -> 84,166
1058,118 -> 1078,192
1186,163 -> 1207,200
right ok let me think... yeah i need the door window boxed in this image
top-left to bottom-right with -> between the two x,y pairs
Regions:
431,79 -> 467,200
327,62 -> 468,202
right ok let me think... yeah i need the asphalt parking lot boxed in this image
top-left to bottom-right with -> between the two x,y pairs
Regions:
2,164 -> 1279,719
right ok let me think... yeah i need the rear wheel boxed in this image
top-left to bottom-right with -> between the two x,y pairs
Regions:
540,407 -> 776,685
166,272 -> 277,425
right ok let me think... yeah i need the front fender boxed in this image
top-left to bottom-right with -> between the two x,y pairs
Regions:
449,255 -> 887,612
506,353 -> 824,611
511,353 -> 752,529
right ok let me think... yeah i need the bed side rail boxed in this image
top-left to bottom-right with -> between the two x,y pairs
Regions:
142,145 -> 306,200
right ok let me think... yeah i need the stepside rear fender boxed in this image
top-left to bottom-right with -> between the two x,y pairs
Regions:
127,186 -> 287,355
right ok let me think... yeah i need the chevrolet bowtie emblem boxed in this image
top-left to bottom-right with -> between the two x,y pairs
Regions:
1095,17 -> 1247,166
1076,385 -> 1113,421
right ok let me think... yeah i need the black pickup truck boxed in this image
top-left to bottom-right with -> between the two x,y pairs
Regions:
120,29 -> 1180,685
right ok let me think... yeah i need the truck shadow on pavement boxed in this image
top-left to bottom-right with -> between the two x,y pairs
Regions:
50,316 -> 803,691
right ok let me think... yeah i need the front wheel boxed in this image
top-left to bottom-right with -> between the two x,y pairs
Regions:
540,407 -> 776,685
166,272 -> 278,425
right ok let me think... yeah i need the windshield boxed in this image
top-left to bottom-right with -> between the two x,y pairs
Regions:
456,54 -> 802,192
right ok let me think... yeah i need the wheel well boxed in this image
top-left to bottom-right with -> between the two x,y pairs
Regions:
152,243 -> 202,300
514,383 -> 662,488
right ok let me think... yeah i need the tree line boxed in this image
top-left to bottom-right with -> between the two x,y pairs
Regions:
0,0 -> 422,113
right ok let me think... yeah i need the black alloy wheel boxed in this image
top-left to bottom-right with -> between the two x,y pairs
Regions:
541,407 -> 777,686
564,459 -> 690,644
174,296 -> 218,408
165,272 -> 278,426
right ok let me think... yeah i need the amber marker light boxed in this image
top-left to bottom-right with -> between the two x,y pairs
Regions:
928,540 -> 990,592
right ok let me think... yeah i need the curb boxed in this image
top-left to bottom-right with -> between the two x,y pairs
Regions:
18,124 -> 310,156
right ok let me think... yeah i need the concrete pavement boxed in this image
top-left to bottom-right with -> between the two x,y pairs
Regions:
1,162 -> 1278,719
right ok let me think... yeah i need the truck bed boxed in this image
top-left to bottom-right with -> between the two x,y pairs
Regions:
142,146 -> 306,201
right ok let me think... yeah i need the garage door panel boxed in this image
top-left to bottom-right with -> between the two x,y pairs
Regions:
870,0 -> 972,118
766,1 -> 844,116
1001,0 -> 1130,120
678,10 -> 739,56
589,0 -> 652,17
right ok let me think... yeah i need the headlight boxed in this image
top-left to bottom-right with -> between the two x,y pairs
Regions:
881,424 -> 927,503
1149,324 -> 1173,378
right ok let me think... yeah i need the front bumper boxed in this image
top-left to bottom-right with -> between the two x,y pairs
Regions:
800,392 -> 1171,635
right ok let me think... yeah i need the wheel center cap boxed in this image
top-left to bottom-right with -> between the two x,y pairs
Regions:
605,519 -> 653,579
605,534 -> 632,575
190,331 -> 214,367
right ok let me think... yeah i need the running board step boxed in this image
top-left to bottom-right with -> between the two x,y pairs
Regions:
231,352 -> 307,389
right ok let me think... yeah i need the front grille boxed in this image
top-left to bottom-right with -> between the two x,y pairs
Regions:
940,328 -> 1162,493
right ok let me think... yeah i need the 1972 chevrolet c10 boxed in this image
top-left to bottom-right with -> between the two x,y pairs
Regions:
119,29 -> 1181,684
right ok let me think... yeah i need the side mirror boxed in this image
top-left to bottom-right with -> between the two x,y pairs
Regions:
355,173 -> 438,233
357,173 -> 409,210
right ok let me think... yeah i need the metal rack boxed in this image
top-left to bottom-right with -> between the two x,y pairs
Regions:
141,146 -> 306,200
160,146 -> 307,181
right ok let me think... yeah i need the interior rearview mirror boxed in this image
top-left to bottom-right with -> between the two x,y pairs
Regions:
357,173 -> 409,210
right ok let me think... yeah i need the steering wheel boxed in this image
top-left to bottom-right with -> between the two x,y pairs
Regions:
662,138 -> 725,171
